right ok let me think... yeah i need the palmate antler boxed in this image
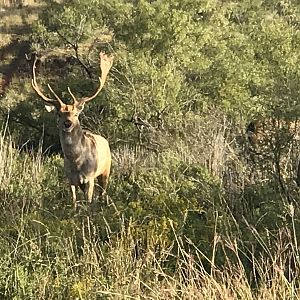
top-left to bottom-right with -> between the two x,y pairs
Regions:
69,52 -> 114,105
32,52 -> 114,106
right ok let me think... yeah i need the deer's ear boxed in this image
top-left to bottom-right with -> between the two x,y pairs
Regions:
45,105 -> 57,113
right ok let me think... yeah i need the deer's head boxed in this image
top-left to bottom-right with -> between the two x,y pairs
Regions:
31,52 -> 113,133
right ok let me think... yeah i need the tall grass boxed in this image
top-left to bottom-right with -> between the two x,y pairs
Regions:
0,118 -> 300,299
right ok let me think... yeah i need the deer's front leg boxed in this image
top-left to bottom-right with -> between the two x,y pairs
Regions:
85,180 -> 95,203
70,185 -> 77,208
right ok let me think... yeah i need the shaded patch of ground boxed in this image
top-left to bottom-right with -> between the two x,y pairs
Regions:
0,3 -> 42,95
0,39 -> 30,95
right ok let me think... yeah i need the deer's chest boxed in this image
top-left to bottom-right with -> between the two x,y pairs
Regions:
64,135 -> 73,145
64,155 -> 98,185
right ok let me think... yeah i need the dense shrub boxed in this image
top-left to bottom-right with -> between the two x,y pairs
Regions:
1,0 -> 300,298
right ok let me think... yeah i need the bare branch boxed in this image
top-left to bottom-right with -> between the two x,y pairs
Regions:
56,29 -> 92,78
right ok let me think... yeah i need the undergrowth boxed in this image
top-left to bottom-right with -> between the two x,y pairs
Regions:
0,116 -> 300,299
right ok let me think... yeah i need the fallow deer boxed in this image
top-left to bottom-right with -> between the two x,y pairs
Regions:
31,52 -> 113,206
246,118 -> 300,152
246,118 -> 300,186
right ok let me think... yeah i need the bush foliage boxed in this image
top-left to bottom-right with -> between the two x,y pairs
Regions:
1,0 -> 300,298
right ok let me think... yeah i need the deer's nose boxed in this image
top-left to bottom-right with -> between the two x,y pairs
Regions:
64,120 -> 72,129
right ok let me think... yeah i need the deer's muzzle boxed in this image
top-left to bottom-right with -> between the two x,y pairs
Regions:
63,120 -> 73,131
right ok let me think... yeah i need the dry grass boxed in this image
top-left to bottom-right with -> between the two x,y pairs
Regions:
0,0 -> 40,8
1,1 -> 300,298
0,117 -> 299,299
0,0 -> 40,47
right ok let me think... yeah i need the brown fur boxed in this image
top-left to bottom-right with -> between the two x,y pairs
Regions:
246,118 -> 300,149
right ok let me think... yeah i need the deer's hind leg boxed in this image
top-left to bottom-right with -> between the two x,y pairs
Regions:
97,170 -> 110,196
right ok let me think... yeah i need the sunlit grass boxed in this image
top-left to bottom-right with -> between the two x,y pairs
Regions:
0,124 -> 299,299
0,0 -> 41,46
0,1 -> 300,296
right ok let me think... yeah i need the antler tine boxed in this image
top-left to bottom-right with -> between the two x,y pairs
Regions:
67,87 -> 78,104
80,52 -> 113,103
47,84 -> 65,107
31,54 -> 64,108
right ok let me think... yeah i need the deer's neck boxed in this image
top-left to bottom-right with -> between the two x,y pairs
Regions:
59,124 -> 85,159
